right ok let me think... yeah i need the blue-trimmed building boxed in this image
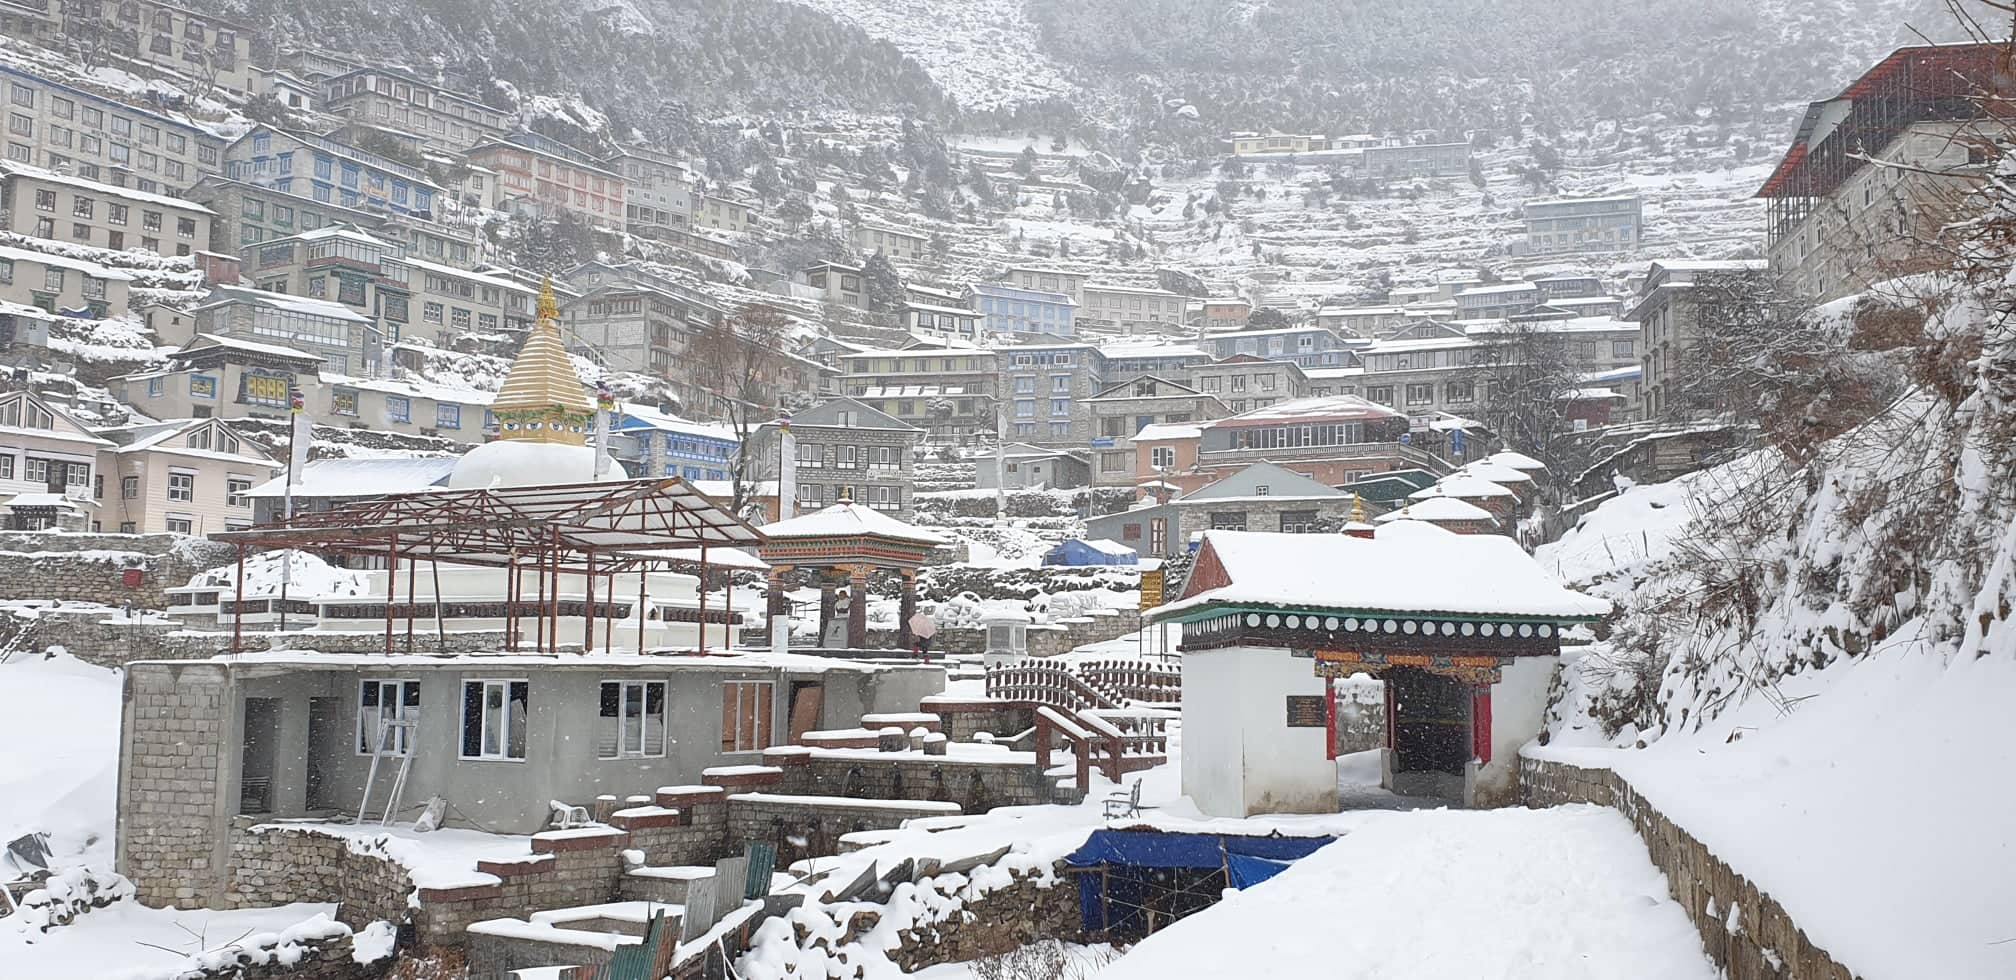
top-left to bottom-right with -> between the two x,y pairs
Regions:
222,126 -> 442,221
610,404 -> 737,481
967,283 -> 1077,338
1203,326 -> 1358,369
0,64 -> 227,192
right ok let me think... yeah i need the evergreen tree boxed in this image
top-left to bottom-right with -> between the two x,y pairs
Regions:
1014,146 -> 1039,177
861,252 -> 907,314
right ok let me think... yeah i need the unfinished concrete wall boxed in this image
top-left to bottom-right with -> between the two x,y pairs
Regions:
117,661 -> 235,907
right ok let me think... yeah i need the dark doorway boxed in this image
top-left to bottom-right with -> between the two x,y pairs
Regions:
1388,668 -> 1471,802
305,697 -> 341,811
240,698 -> 280,814
787,681 -> 824,744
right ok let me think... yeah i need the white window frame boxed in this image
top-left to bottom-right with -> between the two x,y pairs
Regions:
357,679 -> 420,756
460,678 -> 530,761
166,469 -> 194,501
598,679 -> 668,759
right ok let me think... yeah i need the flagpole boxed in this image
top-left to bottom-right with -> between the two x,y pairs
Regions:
593,380 -> 615,479
278,385 -> 308,632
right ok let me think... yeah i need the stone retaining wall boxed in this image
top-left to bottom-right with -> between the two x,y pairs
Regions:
861,607 -> 1143,656
788,755 -> 1051,811
224,826 -> 414,928
1521,756 -> 1855,979
32,613 -> 512,669
886,867 -> 1085,971
0,531 -> 233,607
175,932 -> 390,980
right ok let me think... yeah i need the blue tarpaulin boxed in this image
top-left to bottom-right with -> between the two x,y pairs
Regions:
1065,830 -> 1336,934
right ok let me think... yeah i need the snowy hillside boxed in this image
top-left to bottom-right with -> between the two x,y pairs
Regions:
781,0 -> 1080,113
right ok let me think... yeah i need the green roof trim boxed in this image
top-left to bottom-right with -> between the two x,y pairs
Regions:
1147,601 -> 1603,627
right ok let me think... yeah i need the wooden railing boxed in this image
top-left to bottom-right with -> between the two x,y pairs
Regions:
984,659 -> 1180,710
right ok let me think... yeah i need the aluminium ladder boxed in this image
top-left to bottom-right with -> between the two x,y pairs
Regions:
356,717 -> 418,826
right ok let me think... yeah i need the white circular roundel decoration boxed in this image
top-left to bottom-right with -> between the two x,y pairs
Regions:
1265,614 -> 1280,628
1325,617 -> 1340,630
1285,615 -> 1301,629
1518,624 -> 1534,637
1384,619 -> 1400,633
1538,624 -> 1554,638
1343,617 -> 1358,630
1401,620 -> 1417,634
1245,614 -> 1261,627
1461,622 -> 1476,636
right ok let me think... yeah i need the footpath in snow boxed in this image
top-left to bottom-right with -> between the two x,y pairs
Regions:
1096,805 -> 1718,980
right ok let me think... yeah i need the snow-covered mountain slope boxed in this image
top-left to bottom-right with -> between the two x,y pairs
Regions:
781,0 -> 1080,113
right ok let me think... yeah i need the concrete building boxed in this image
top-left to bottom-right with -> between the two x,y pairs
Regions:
804,261 -> 864,308
9,1 -> 256,96
1000,342 -> 1106,446
610,403 -> 737,482
192,285 -> 379,376
903,298 -> 982,343
1757,43 -> 2000,302
186,176 -> 393,255
1454,282 -> 1544,320
975,442 -> 1092,491
1003,266 -> 1088,304
1316,305 -> 1410,338
221,127 -> 444,226
1523,196 -> 1644,254
1079,282 -> 1188,333
1186,395 -> 1423,490
1625,259 -> 1770,420
318,375 -> 497,441
93,417 -> 281,534
605,147 -> 693,234
853,223 -> 929,263
1355,334 -> 1485,425
1202,325 -> 1355,369
1223,132 -> 1332,156
318,68 -> 514,152
692,191 -> 757,235
0,163 -> 212,254
0,63 -> 227,189
1189,355 -> 1309,415
0,389 -> 110,529
1085,376 -> 1228,487
1361,142 -> 1471,178
1099,340 -> 1209,379
0,241 -> 134,318
113,333 -> 325,424
752,397 -> 921,518
466,132 -> 626,231
1199,298 -> 1252,330
968,283 -> 1077,338
836,347 -> 998,446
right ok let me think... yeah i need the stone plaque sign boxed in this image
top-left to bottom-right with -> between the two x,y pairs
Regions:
1285,695 -> 1326,728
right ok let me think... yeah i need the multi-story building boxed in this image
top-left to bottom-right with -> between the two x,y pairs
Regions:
94,418 -> 281,534
113,333 -> 326,423
50,2 -> 254,94
1000,342 -> 1106,446
1189,354 -> 1309,414
1092,462 -> 1365,556
691,191 -> 756,235
753,397 -> 920,518
558,263 -> 726,400
1085,375 -> 1228,487
605,147 -> 693,234
465,132 -> 626,230
0,64 -> 227,189
1453,281 -> 1542,320
1003,266 -> 1088,304
318,68 -> 514,152
1144,396 -> 1430,494
836,347 -> 998,446
191,285 -> 377,376
853,223 -> 928,263
1355,334 -> 1484,425
1202,326 -> 1355,369
805,261 -> 864,308
1079,282 -> 1188,333
245,225 -> 533,348
221,127 -> 444,226
1523,196 -> 1644,254
611,403 -> 736,482
1626,259 -> 1769,420
903,298 -> 982,342
0,241 -> 133,318
318,374 -> 496,440
1758,43 -> 1999,302
1099,340 -> 1209,379
0,389 -> 110,528
1,163 -> 212,254
1223,132 -> 1331,156
1316,305 -> 1409,338
1361,142 -> 1471,178
968,283 -> 1076,338
1532,273 -> 1606,300
1199,298 -> 1251,330
1305,366 -> 1365,398
186,175 -> 381,253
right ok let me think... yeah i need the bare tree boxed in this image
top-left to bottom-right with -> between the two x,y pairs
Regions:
690,305 -> 791,517
1469,322 -> 1581,464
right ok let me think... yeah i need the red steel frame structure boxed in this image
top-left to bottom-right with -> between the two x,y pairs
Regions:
211,477 -> 764,656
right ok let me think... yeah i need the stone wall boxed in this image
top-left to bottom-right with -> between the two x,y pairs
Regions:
0,531 -> 233,607
788,756 -> 1052,811
1521,756 -> 1855,979
725,794 -> 959,853
886,867 -> 1086,971
224,826 -> 414,928
120,661 -> 231,907
921,700 -> 1037,742
860,607 -> 1142,656
173,932 -> 391,980
29,613 -> 511,669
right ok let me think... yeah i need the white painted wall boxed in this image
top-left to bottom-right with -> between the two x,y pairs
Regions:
1181,644 -> 1336,818
1477,654 -> 1557,806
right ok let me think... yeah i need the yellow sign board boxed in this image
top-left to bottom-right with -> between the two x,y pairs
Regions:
1139,568 -> 1165,610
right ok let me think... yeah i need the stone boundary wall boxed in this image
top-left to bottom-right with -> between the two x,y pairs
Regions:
1521,756 -> 1856,979
224,826 -> 414,928
886,866 -> 1086,971
33,614 -> 512,668
174,931 -> 391,980
0,531 -> 233,607
864,607 -> 1143,656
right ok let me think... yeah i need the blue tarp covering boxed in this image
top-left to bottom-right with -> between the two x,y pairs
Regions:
1065,830 -> 1336,933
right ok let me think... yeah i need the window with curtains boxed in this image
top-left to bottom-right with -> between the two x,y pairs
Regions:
460,679 -> 529,760
720,680 -> 773,753
598,680 -> 667,758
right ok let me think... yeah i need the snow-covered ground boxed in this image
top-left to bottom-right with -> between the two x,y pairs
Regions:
1097,805 -> 1717,980
782,0 -> 1080,112
0,651 -> 122,867
0,900 -> 343,979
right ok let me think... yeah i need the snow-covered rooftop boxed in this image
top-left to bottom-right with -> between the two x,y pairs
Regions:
1,163 -> 217,214
1373,497 -> 1499,525
241,457 -> 456,499
1412,475 -> 1520,500
1216,394 -> 1403,425
0,244 -> 135,281
1132,422 -> 1203,441
757,501 -> 949,546
1153,522 -> 1607,621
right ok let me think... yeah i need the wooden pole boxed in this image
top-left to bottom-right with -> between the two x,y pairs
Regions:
533,543 -> 545,653
431,558 -> 447,653
584,550 -> 597,655
547,527 -> 561,654
725,574 -> 734,651
383,534 -> 398,656
230,542 -> 245,655
405,547 -> 417,654
603,569 -> 615,654
505,558 -> 517,651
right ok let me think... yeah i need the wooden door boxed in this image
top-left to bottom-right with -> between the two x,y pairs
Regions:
787,682 -> 823,744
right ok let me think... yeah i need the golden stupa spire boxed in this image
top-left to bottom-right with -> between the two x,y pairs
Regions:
1350,493 -> 1366,524
492,276 -> 594,446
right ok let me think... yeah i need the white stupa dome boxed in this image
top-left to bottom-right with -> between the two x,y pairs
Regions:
447,439 -> 629,490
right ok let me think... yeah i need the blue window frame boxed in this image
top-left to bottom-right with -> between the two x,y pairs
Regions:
435,403 -> 460,429
385,396 -> 410,424
340,163 -> 359,188
313,155 -> 332,180
251,131 -> 270,154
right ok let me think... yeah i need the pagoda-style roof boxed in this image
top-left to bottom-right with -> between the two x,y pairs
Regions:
756,502 -> 946,569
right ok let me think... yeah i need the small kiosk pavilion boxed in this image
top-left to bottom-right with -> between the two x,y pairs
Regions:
1147,520 -> 1608,815
757,499 -> 948,651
